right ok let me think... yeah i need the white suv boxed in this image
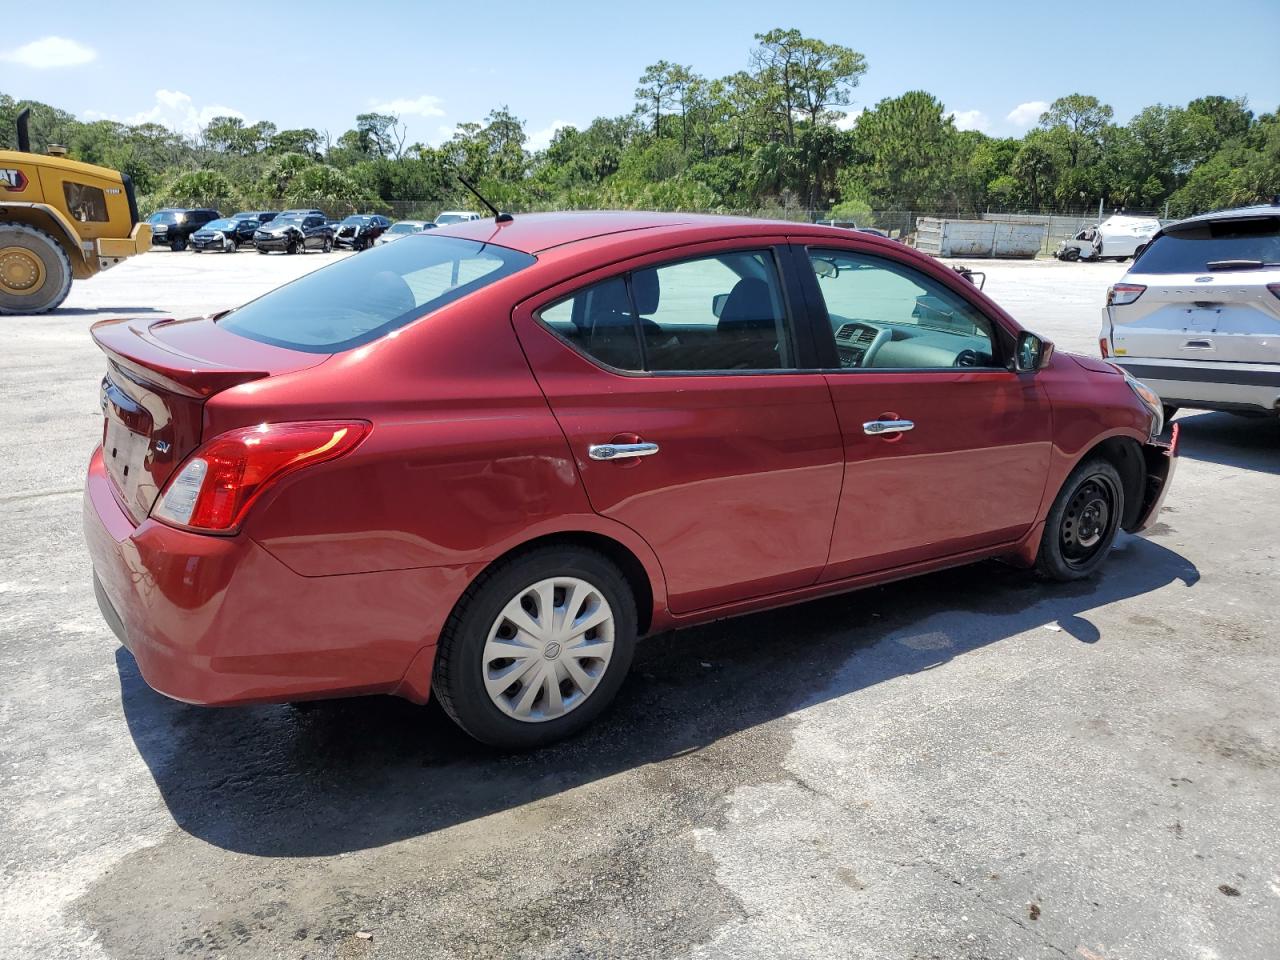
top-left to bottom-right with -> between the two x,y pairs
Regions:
1100,203 -> 1280,419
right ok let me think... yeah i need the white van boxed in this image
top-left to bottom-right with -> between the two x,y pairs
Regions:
1057,215 -> 1161,262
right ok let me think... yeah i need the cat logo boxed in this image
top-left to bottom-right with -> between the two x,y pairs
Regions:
1,168 -> 28,191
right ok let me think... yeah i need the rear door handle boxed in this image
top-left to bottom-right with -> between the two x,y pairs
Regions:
863,419 -> 914,436
589,441 -> 660,461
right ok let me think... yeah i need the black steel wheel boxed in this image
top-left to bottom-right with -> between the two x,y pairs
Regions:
1035,458 -> 1124,581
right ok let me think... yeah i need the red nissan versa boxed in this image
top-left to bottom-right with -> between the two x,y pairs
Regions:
84,212 -> 1178,748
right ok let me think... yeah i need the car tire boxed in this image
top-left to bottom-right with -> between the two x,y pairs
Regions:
432,545 -> 638,750
170,239 -> 186,252
1035,457 -> 1125,582
1132,244 -> 1147,260
1059,247 -> 1080,262
322,238 -> 332,253
287,238 -> 299,255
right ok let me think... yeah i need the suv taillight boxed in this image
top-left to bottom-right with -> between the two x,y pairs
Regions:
1107,283 -> 1146,306
152,420 -> 369,533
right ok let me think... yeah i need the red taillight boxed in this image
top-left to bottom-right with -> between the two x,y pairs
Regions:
1107,283 -> 1146,306
152,420 -> 369,533
1099,337 -> 1111,358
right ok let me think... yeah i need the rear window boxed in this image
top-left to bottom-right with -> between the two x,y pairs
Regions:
219,235 -> 535,353
1136,217 -> 1280,273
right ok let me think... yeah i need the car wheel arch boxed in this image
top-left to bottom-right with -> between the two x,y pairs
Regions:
1070,435 -> 1147,531
467,530 -> 659,637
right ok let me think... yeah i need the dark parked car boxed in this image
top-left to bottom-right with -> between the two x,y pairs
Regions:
253,213 -> 333,254
190,216 -> 259,253
232,210 -> 279,228
147,207 -> 220,251
85,212 -> 1177,750
333,214 -> 392,251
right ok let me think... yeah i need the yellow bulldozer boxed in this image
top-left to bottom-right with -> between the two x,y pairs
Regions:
1,108 -> 151,315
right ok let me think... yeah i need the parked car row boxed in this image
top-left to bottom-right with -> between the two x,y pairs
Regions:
148,207 -> 480,254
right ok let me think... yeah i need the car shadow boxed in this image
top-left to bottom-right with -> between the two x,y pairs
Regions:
1173,411 -> 1280,476
117,535 -> 1198,857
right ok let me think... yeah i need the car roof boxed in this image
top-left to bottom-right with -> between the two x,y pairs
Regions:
1166,202 -> 1280,228
437,210 -> 884,255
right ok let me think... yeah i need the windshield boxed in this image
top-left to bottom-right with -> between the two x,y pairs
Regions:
267,216 -> 302,228
435,213 -> 472,225
1136,217 -> 1280,273
204,219 -> 237,230
341,216 -> 369,225
148,211 -> 180,224
388,222 -> 418,235
219,236 -> 536,353
232,212 -> 259,220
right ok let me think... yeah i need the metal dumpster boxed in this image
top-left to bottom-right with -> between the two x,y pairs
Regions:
915,217 -> 1046,258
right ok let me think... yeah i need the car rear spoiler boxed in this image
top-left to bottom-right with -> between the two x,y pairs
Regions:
91,317 -> 270,398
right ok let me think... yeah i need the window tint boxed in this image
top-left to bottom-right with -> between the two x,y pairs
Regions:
220,236 -> 535,353
1135,217 -> 1280,273
537,250 -> 794,373
64,183 -> 108,222
807,249 -> 998,369
541,277 -> 644,371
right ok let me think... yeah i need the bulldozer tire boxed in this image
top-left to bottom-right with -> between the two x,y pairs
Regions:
0,223 -> 74,315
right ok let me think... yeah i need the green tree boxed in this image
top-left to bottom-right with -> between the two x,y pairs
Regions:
850,91 -> 959,210
1039,94 -> 1114,168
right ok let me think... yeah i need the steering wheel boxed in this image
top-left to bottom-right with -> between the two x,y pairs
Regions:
860,325 -> 892,368
954,349 -> 980,368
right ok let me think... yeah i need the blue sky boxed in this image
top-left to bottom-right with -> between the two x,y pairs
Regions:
3,0 -> 1277,149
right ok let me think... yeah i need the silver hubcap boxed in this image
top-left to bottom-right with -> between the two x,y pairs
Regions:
482,576 -> 615,723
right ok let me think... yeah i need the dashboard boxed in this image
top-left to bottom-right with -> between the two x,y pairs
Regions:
833,318 -> 996,370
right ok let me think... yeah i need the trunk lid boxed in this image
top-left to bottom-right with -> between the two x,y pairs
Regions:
92,315 -> 327,524
1110,270 -> 1280,363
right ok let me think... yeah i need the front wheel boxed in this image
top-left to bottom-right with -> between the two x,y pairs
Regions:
1059,246 -> 1080,262
1035,457 -> 1124,581
170,239 -> 187,252
287,237 -> 300,255
432,546 -> 638,749
322,237 -> 332,253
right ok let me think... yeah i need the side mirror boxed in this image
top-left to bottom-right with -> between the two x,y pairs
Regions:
1013,331 -> 1054,372
712,293 -> 729,318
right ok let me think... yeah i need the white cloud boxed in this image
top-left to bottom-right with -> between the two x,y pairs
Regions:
950,109 -> 990,133
0,36 -> 96,69
1006,100 -> 1050,128
527,119 -> 573,152
369,94 -> 446,118
834,108 -> 864,131
87,90 -> 245,137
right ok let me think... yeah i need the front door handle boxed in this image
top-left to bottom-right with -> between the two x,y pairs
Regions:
589,441 -> 660,461
863,419 -> 914,436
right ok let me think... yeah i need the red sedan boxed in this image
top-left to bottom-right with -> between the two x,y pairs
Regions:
84,212 -> 1177,748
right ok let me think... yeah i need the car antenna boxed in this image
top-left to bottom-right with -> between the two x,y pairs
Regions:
457,174 -> 513,223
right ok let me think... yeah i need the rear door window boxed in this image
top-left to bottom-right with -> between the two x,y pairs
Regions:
1136,217 -> 1280,273
536,249 -> 796,373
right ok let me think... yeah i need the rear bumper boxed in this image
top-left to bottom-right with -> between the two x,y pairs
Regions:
1111,358 -> 1280,415
1131,423 -> 1179,533
83,447 -> 460,706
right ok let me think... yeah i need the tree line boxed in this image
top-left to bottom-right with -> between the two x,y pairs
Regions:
2,28 -> 1276,222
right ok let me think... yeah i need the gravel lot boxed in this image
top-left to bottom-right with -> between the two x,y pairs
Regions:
1,248 -> 1277,960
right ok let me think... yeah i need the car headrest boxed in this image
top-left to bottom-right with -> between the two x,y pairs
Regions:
366,271 -> 417,318
718,278 -> 775,330
630,268 -> 660,315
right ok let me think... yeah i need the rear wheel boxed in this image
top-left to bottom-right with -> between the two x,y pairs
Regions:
170,238 -> 186,252
1035,458 -> 1124,581
432,546 -> 637,749
0,223 -> 73,315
